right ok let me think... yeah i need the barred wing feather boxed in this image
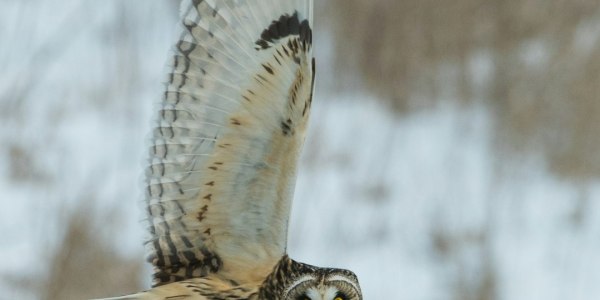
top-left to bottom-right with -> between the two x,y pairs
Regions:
145,0 -> 314,287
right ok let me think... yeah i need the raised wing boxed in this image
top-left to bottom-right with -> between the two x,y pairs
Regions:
144,0 -> 314,287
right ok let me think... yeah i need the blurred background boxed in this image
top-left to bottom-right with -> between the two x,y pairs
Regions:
1,0 -> 599,299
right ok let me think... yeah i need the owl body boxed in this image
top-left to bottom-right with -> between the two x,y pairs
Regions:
107,277 -> 259,300
103,256 -> 359,300
98,0 -> 361,299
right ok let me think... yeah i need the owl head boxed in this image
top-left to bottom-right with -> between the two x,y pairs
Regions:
258,256 -> 362,300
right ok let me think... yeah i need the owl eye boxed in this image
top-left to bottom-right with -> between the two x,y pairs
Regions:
297,295 -> 311,300
334,292 -> 347,300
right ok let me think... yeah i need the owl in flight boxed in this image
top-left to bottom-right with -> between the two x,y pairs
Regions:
98,0 -> 362,299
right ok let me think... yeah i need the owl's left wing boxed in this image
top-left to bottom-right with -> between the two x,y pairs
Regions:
144,0 -> 314,288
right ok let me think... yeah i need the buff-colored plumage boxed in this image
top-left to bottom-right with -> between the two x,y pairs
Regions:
145,0 -> 313,286
97,1 -> 362,299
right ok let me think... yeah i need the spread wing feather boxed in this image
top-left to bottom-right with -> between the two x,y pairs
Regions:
144,0 -> 314,287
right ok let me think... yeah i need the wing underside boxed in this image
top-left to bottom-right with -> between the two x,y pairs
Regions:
144,0 -> 314,286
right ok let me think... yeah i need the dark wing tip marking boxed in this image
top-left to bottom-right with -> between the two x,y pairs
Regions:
255,12 -> 312,50
281,118 -> 294,136
281,121 -> 292,136
263,63 -> 275,74
149,240 -> 223,287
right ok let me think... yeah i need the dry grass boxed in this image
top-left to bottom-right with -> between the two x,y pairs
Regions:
327,0 -> 600,180
40,206 -> 143,300
327,1 -> 600,297
431,224 -> 497,300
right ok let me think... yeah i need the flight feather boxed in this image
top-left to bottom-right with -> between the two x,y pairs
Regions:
144,0 -> 314,287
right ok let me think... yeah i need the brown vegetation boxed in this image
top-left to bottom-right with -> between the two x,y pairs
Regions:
327,1 -> 600,298
41,207 -> 143,300
328,0 -> 600,180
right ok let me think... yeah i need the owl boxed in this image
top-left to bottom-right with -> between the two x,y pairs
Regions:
98,0 -> 362,299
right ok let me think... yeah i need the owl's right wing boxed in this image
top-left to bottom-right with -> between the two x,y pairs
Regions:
144,0 -> 314,288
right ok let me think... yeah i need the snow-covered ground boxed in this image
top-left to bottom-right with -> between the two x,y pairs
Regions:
292,95 -> 600,299
1,1 -> 599,299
